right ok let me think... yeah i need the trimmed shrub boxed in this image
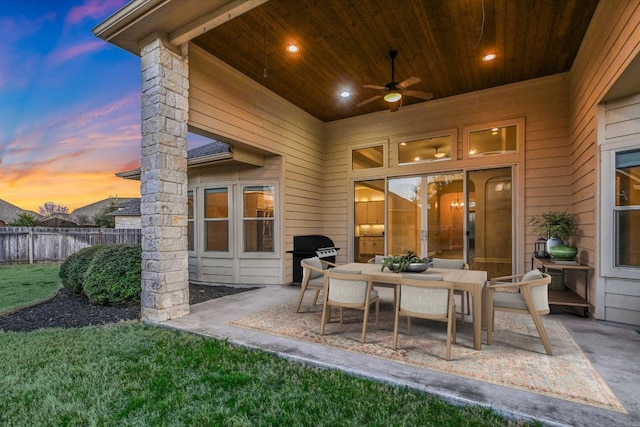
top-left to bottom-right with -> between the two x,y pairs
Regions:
83,244 -> 142,305
59,245 -> 107,293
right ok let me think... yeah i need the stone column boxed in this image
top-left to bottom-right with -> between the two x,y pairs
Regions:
139,37 -> 189,321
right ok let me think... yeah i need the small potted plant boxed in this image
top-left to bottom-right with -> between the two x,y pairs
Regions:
380,250 -> 428,273
528,211 -> 579,260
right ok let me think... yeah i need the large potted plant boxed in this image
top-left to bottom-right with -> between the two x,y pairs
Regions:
528,211 -> 579,260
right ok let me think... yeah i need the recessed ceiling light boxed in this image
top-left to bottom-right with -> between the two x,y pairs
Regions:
491,127 -> 499,131
414,157 -> 420,161
339,90 -> 351,98
482,53 -> 497,62
286,44 -> 299,53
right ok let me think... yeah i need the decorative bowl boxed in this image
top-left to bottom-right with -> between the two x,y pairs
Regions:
405,263 -> 429,272
548,245 -> 578,261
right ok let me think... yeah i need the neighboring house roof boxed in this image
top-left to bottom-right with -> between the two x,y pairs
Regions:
0,199 -> 41,225
116,141 -> 266,180
37,214 -> 79,227
107,198 -> 141,217
70,197 -> 139,225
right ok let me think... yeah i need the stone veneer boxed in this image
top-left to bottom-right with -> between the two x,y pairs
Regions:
139,38 -> 190,321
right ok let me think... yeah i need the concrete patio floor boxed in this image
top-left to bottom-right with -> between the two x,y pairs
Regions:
153,284 -> 640,427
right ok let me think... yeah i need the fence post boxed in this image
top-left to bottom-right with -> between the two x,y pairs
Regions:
28,228 -> 34,264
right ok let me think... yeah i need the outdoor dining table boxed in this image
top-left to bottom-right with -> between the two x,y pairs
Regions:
339,262 -> 488,350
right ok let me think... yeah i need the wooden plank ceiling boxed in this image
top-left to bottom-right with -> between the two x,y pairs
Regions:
193,0 -> 599,122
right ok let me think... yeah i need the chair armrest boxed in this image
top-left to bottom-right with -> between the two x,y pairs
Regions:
320,260 -> 338,269
489,274 -> 525,287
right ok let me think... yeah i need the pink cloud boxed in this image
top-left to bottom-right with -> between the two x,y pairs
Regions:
50,40 -> 106,64
66,0 -> 128,25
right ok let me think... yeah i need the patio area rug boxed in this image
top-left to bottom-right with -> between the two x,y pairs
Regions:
231,295 -> 626,413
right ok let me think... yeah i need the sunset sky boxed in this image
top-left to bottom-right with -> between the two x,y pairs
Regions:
1,0 -> 208,213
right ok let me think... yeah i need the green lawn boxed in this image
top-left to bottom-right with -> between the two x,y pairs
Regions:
0,323 -> 532,426
0,263 -> 61,313
0,263 -> 536,426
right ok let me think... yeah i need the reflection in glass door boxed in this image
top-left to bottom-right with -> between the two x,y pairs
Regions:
467,168 -> 512,277
354,180 -> 385,262
387,173 -> 464,259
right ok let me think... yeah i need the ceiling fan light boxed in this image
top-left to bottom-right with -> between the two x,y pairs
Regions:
384,92 -> 402,103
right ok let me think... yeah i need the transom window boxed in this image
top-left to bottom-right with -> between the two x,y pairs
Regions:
468,125 -> 517,157
352,145 -> 384,170
398,134 -> 453,164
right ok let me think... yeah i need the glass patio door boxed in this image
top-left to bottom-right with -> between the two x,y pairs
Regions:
387,173 -> 464,259
466,168 -> 513,277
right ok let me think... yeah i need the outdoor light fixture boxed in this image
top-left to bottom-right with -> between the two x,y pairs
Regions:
384,92 -> 402,103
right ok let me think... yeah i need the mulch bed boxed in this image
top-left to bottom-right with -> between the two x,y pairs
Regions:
0,284 -> 255,332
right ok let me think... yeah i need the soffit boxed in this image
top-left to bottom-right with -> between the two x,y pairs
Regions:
97,0 -> 600,122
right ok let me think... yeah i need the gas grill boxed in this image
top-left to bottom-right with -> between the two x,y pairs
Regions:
288,235 -> 340,284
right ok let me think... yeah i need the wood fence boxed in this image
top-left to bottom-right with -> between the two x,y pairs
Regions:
0,227 -> 142,264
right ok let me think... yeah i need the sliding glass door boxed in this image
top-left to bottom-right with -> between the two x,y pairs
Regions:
356,167 -> 513,276
466,168 -> 512,277
387,172 -> 464,259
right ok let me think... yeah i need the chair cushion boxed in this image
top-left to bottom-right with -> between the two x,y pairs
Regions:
493,292 -> 528,310
374,255 -> 387,264
304,256 -> 324,279
431,258 -> 465,269
308,276 -> 325,287
402,273 -> 443,281
522,269 -> 543,282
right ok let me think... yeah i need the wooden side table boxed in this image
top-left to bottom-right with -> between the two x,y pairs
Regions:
531,256 -> 591,317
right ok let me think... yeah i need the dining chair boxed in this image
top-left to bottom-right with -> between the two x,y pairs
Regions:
486,269 -> 553,355
367,255 -> 387,264
393,274 -> 457,360
320,269 -> 379,344
294,256 -> 337,313
431,258 -> 470,323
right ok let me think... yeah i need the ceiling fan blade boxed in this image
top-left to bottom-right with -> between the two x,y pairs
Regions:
397,76 -> 421,89
363,84 -> 386,90
357,95 -> 381,107
389,99 -> 401,112
403,89 -> 434,100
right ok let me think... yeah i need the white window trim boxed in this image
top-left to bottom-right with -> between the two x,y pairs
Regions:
239,183 -> 278,258
600,141 -> 640,279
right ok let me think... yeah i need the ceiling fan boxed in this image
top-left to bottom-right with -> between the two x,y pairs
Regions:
357,50 -> 433,112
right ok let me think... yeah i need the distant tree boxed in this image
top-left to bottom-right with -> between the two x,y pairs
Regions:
39,201 -> 69,216
93,201 -> 118,228
9,212 -> 38,227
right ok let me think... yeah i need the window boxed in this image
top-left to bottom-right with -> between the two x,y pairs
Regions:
352,145 -> 384,170
187,190 -> 194,251
204,188 -> 229,252
243,185 -> 275,252
468,125 -> 517,157
398,134 -> 452,164
614,148 -> 640,267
